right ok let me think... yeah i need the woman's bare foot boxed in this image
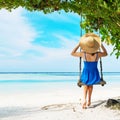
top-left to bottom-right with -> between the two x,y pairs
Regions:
87,101 -> 91,106
82,101 -> 87,109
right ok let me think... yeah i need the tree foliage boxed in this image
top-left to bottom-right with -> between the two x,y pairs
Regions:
0,0 -> 120,58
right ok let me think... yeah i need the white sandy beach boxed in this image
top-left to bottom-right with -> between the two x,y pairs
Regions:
0,83 -> 119,120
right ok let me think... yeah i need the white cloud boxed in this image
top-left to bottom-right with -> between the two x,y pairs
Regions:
0,8 -> 37,57
23,34 -> 80,72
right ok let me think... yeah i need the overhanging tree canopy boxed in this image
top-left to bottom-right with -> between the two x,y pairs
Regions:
0,0 -> 120,58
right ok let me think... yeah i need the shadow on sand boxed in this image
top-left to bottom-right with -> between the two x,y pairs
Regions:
88,100 -> 106,108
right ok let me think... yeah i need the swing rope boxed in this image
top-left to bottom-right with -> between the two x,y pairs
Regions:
97,22 -> 104,81
100,57 -> 103,80
98,31 -> 106,85
79,14 -> 82,79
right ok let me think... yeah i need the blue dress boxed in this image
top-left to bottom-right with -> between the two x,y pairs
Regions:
81,53 -> 100,86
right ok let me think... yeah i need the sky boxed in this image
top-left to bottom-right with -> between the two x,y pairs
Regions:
0,8 -> 119,72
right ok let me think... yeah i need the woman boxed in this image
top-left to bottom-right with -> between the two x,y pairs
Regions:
71,33 -> 108,109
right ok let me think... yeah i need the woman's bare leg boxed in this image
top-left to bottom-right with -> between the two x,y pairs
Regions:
82,85 -> 88,109
87,86 -> 93,106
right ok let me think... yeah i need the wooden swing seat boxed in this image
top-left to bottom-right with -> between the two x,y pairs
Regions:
77,78 -> 106,87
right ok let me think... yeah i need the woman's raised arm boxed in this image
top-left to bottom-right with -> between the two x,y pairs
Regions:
98,44 -> 108,57
71,44 -> 83,57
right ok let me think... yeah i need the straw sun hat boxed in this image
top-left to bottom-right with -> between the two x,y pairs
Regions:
79,33 -> 101,53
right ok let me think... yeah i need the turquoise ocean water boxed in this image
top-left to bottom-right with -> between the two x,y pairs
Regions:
0,72 -> 119,93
